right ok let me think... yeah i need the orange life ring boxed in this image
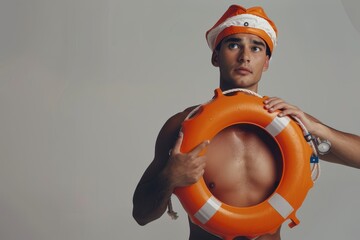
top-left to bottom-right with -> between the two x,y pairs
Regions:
173,88 -> 314,240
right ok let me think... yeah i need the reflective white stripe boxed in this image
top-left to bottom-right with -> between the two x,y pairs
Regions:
207,14 -> 277,50
268,193 -> 294,219
194,196 -> 221,224
265,116 -> 290,137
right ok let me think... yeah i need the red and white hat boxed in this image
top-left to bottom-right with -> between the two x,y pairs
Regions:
206,5 -> 278,54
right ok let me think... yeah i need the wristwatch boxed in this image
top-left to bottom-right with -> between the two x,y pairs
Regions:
317,139 -> 331,155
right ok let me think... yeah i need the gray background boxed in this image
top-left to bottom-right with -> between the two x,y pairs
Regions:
1,0 -> 359,239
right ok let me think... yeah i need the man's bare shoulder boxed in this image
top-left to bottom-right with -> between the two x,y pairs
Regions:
154,106 -> 199,156
139,106 -> 200,182
160,106 -> 198,134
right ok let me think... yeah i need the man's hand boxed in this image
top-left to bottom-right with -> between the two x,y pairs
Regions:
164,132 -> 210,189
264,96 -> 360,168
264,97 -> 318,133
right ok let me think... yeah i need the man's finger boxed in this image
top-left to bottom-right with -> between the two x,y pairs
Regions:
189,140 -> 210,157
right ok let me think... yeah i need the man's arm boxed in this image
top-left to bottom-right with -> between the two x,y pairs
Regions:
132,110 -> 209,225
264,97 -> 360,168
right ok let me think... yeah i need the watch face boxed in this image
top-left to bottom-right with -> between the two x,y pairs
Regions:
318,142 -> 331,154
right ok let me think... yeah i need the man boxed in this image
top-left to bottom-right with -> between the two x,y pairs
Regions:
132,5 -> 360,240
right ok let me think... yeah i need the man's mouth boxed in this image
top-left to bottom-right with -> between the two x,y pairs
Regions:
235,67 -> 252,75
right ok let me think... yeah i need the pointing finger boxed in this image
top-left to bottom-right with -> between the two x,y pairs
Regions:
188,140 -> 210,157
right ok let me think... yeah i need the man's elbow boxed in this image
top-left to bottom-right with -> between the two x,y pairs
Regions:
133,210 -> 146,226
132,208 -> 153,226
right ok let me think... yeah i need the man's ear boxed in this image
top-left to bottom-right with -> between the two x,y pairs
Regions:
211,50 -> 219,67
262,56 -> 270,72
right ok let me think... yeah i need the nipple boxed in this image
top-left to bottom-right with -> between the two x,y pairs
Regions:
208,182 -> 216,189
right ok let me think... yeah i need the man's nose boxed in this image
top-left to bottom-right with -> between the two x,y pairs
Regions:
238,48 -> 250,63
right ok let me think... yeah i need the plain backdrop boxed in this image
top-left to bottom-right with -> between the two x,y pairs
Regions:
0,0 -> 359,239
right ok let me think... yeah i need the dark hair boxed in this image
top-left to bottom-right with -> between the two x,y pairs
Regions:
265,45 -> 271,58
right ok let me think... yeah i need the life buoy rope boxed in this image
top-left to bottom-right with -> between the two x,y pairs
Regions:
168,88 -> 319,240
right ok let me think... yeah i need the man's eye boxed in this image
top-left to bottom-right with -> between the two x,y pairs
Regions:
228,43 -> 240,49
252,46 -> 261,52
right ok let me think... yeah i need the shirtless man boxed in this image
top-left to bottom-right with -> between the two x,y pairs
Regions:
132,5 -> 360,240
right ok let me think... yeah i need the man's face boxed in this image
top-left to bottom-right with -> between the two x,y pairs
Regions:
212,33 -> 270,92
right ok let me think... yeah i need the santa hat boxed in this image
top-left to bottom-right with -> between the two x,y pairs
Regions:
206,5 -> 278,54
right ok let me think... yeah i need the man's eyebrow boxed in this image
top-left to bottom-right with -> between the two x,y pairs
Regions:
223,37 -> 266,47
252,39 -> 266,47
224,37 -> 242,43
